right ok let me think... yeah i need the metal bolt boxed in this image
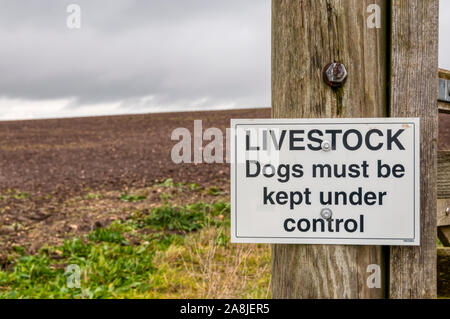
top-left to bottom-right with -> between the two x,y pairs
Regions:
321,208 -> 333,220
321,140 -> 332,152
446,207 -> 450,216
323,62 -> 348,88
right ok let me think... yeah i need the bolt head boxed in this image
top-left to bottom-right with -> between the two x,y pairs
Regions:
323,62 -> 348,87
321,140 -> 332,152
321,208 -> 333,220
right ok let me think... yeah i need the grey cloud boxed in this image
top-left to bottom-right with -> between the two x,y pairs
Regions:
0,0 -> 271,111
1,0 -> 448,118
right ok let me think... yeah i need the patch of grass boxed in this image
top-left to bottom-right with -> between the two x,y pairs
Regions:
159,193 -> 173,202
438,237 -> 444,248
188,183 -> 201,191
88,228 -> 127,245
206,186 -> 224,196
0,197 -> 269,299
12,191 -> 29,200
0,189 -> 30,201
144,206 -> 206,232
156,179 -> 202,193
84,193 -> 103,200
143,202 -> 230,233
118,193 -> 146,203
157,178 -> 183,189
0,237 -> 156,298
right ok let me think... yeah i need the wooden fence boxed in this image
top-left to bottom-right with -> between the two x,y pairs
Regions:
438,68 -> 450,295
438,69 -> 450,246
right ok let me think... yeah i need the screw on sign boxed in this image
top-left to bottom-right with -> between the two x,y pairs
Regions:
320,208 -> 333,220
323,62 -> 348,88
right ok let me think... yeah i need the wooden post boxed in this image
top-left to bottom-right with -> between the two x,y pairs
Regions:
271,0 -> 439,299
389,0 -> 439,299
271,0 -> 389,298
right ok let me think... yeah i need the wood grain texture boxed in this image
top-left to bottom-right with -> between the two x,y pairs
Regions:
271,0 -> 388,298
438,101 -> 450,114
439,69 -> 450,113
437,199 -> 450,227
438,151 -> 450,199
439,69 -> 450,80
389,0 -> 439,299
437,247 -> 450,295
438,227 -> 450,247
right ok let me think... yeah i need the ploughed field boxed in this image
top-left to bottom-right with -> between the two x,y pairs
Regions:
0,108 -> 271,298
0,109 -> 448,298
0,108 -> 272,252
1,109 -> 447,195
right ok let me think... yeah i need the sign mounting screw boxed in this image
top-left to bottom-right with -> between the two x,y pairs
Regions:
321,140 -> 332,152
321,208 -> 333,220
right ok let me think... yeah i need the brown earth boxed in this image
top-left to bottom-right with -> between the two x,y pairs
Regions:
1,109 -> 447,196
0,108 -> 271,195
0,108 -> 448,272
440,112 -> 450,150
0,108 -> 271,262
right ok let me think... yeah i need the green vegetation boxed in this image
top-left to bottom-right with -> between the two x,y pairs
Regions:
0,239 -> 155,299
0,189 -> 29,201
118,193 -> 146,202
207,186 -> 224,196
84,193 -> 103,200
88,228 -> 127,244
157,178 -> 183,189
141,202 -> 228,232
438,236 -> 444,248
0,198 -> 270,299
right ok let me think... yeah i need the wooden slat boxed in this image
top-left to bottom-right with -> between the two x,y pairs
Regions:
439,69 -> 450,80
438,199 -> 450,227
437,248 -> 450,296
438,151 -> 450,199
389,0 -> 439,299
438,69 -> 450,112
271,0 -> 388,299
438,101 -> 450,114
438,227 -> 450,247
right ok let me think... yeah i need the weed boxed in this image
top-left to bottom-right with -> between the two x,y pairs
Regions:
118,193 -> 146,203
145,206 -> 206,232
88,228 -> 127,245
0,197 -> 269,299
84,193 -> 103,200
159,193 -> 173,202
207,186 -> 224,196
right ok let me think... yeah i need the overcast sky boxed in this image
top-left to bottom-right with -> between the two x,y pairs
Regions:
0,1 -> 449,120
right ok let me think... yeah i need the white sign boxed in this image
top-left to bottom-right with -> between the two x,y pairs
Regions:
231,118 -> 420,246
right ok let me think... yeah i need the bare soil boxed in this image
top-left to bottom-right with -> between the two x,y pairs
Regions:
0,108 -> 271,261
0,108 -> 448,283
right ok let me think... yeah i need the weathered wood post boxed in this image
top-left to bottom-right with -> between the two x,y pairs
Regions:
271,0 -> 439,298
389,0 -> 439,299
271,0 -> 389,299
437,69 -> 450,248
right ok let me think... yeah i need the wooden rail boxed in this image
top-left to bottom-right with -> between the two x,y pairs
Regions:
438,70 -> 450,248
439,69 -> 450,113
438,151 -> 450,199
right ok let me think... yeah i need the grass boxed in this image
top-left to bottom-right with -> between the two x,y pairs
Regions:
0,189 -> 29,201
118,193 -> 147,203
0,198 -> 271,299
